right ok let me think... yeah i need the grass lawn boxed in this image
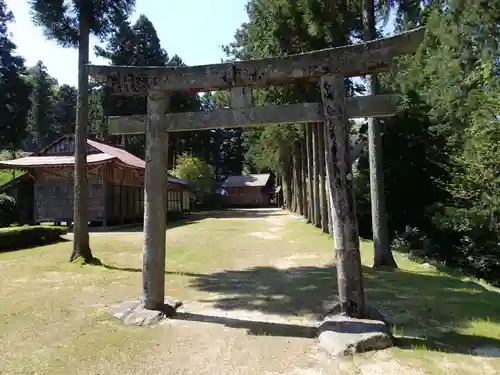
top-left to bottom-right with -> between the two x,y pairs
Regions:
1,209 -> 499,375
0,170 -> 23,186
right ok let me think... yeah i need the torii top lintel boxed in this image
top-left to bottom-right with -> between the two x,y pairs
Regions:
87,27 -> 424,96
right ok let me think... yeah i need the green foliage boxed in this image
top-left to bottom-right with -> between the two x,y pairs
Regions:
0,0 -> 32,152
0,225 -> 67,252
29,0 -> 136,48
0,193 -> 16,227
0,170 -> 13,185
54,84 -> 77,135
170,154 -> 214,204
377,0 -> 500,284
225,0 -> 364,175
26,61 -> 58,148
354,91 -> 451,238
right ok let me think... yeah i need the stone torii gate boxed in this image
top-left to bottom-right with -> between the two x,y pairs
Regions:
88,27 -> 424,318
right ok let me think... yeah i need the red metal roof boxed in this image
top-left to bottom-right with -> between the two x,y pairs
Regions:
224,174 -> 271,187
0,136 -> 188,185
0,154 -> 115,168
87,139 -> 145,169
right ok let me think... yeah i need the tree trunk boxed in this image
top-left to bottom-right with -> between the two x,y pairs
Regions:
326,169 -> 335,236
318,123 -> 329,233
70,13 -> 92,262
362,0 -> 397,269
312,123 -> 321,227
300,130 -> 308,219
306,124 -> 314,223
275,173 -> 280,207
291,158 -> 297,213
283,167 -> 293,211
323,121 -> 335,237
142,91 -> 170,310
293,141 -> 304,216
321,74 -> 365,318
279,174 -> 284,208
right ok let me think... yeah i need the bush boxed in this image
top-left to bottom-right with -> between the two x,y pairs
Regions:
0,226 -> 68,252
0,194 -> 17,227
392,218 -> 500,287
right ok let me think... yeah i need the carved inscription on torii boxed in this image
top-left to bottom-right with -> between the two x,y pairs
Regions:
88,27 -> 424,95
87,27 -> 425,315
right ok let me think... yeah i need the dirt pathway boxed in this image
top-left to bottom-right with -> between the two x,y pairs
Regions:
121,209 -> 416,375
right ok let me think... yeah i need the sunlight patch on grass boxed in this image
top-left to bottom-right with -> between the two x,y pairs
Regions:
0,210 -> 500,374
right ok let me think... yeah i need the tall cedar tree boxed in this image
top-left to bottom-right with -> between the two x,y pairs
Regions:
0,0 -> 32,154
54,84 -> 78,135
29,0 -> 136,262
362,0 -> 423,268
27,61 -> 58,149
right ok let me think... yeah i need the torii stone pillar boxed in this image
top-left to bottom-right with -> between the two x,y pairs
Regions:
142,90 -> 169,310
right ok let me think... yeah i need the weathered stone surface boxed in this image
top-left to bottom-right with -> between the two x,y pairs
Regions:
320,303 -> 389,325
317,314 -> 393,356
88,27 -> 424,95
108,298 -> 183,326
107,95 -> 399,134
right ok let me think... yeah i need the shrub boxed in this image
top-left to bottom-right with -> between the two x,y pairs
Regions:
0,226 -> 68,252
0,194 -> 17,227
392,218 -> 500,287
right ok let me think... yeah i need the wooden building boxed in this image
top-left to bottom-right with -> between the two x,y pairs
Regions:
224,173 -> 273,207
0,135 -> 190,225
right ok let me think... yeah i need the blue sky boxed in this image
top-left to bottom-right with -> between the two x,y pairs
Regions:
6,0 -> 249,87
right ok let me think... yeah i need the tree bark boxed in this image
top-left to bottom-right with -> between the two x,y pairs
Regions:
312,123 -> 321,227
324,123 -> 339,238
318,122 -> 329,233
306,124 -> 314,223
320,74 -> 365,318
300,129 -> 308,219
291,158 -> 297,213
70,12 -> 92,262
142,90 -> 169,310
293,140 -> 304,216
283,167 -> 293,211
362,0 -> 397,269
325,163 -> 335,236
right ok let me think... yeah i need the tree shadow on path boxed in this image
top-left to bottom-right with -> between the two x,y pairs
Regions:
172,311 -> 316,338
187,264 -> 500,356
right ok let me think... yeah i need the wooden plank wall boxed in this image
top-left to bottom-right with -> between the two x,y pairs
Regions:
33,162 -> 188,224
228,186 -> 266,206
34,166 -> 104,222
105,164 -> 143,223
167,191 -> 182,212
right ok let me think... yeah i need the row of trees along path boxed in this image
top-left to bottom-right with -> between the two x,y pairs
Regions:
89,27 -> 425,318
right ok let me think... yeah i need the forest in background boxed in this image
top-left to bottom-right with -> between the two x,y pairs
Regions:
1,0 -> 500,285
